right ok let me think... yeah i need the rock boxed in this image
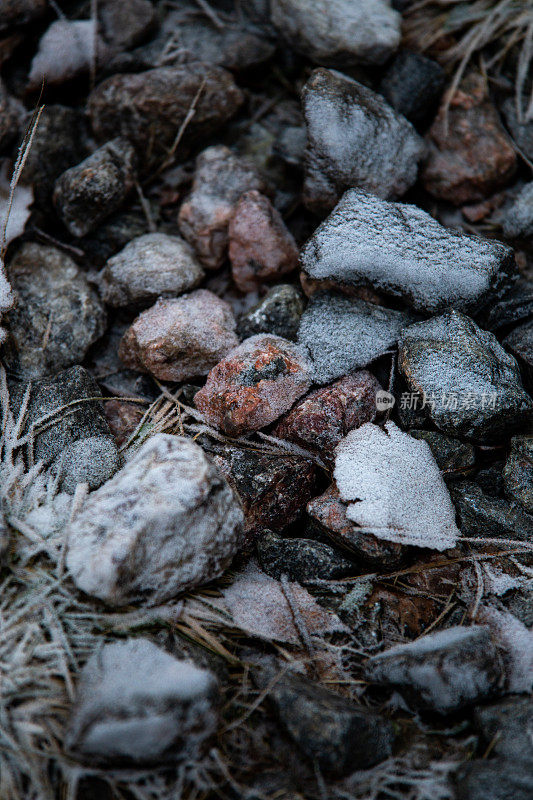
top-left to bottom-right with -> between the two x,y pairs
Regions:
0,78 -> 24,152
423,73 -> 516,205
503,436 -> 533,513
503,320 -> 533,387
78,209 -> 151,268
0,503 -> 9,565
88,65 -> 243,167
477,279 -> 533,334
194,334 -> 313,435
275,125 -> 307,167
379,50 -> 445,128
501,182 -> 533,238
501,96 -> 533,161
119,289 -> 238,382
66,434 -> 244,605
273,372 -> 380,465
297,292 -> 412,384
237,284 -> 305,341
257,530 -> 354,581
270,0 -> 400,67
408,430 -> 476,476
228,190 -> 299,292
53,138 -> 137,237
103,399 -> 144,447
450,481 -> 533,543
65,638 -> 218,765
254,667 -> 395,776
365,626 -> 502,713
300,189 -> 514,314
54,436 -> 119,494
307,484 -> 404,568
302,68 -> 424,214
455,759 -> 533,800
98,0 -> 155,51
475,464 -> 505,497
473,696 -> 533,763
178,146 -> 267,269
98,233 -> 204,307
398,309 -> 533,442
5,243 -> 106,378
0,0 -> 47,33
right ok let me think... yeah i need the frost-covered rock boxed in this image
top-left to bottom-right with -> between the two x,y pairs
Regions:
270,0 -> 400,67
302,69 -> 424,213
333,421 -> 460,550
297,292 -> 412,384
501,182 -> 533,239
66,435 -> 244,606
478,606 -> 533,694
65,638 -> 218,765
455,758 -> 533,800
300,189 -> 514,313
365,626 -> 502,713
474,696 -> 533,764
503,435 -> 533,513
53,436 -> 119,494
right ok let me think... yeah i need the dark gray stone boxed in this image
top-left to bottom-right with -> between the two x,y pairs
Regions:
238,284 -> 305,341
474,696 -> 533,763
475,463 -> 505,497
409,430 -> 476,476
0,0 -> 47,33
503,435 -> 533,513
256,530 -> 355,581
504,590 -> 533,628
98,0 -> 156,51
501,182 -> 533,238
78,209 -> 151,268
504,320 -> 533,387
0,78 -> 24,152
451,480 -> 533,542
477,279 -> 533,333
455,759 -> 533,800
502,96 -> 533,161
379,51 -> 445,128
0,503 -> 9,565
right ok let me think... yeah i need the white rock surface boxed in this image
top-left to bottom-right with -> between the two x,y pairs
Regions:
334,421 -> 460,550
501,181 -> 533,238
65,638 -> 218,764
28,20 -> 111,90
66,434 -> 244,606
301,189 -> 514,312
271,0 -> 401,67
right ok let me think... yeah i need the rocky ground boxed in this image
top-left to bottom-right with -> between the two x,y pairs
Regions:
0,1 -> 532,799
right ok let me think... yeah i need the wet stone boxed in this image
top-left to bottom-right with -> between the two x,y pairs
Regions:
379,50 -> 445,129
451,480 -> 533,543
119,289 -> 239,383
257,530 -> 354,581
455,759 -> 533,800
473,696 -> 533,763
503,435 -> 533,514
237,284 -> 305,342
408,430 -> 476,476
302,68 -> 424,214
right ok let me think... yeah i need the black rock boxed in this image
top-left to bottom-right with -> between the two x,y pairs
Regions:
474,696 -> 533,763
455,758 -> 533,800
379,51 -> 445,128
476,278 -> 533,333
451,480 -> 533,542
504,589 -> 533,627
256,530 -> 355,581
238,284 -> 305,341
475,463 -> 505,497
503,435 -> 533,514
504,319 -> 533,388
0,0 -> 47,33
409,430 -> 476,476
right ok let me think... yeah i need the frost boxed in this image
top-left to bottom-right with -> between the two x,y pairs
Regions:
28,20 -> 110,89
334,421 -> 460,550
0,162 -> 33,250
478,605 -> 533,694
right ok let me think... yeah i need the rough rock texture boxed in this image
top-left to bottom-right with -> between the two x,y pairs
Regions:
365,626 -> 502,713
119,290 -> 239,382
103,399 -> 144,447
270,0 -> 400,67
408,430 -> 476,475
53,138 -> 137,237
88,65 -> 243,167
423,73 -> 517,205
257,530 -> 354,581
194,334 -> 313,435
98,0 -> 155,51
99,233 -> 204,307
0,78 -> 23,151
474,696 -> 533,763
501,182 -> 533,238
66,435 -> 244,606
399,310 -> 533,442
65,638 -> 218,765
302,68 -> 424,214
501,96 -> 533,161
228,191 -> 299,292
451,481 -> 533,543
297,292 -> 411,383
0,505 -> 9,566
455,759 -> 533,800
300,189 -> 514,314
54,436 -> 119,494
274,372 -> 380,465
504,320 -> 533,386
5,243 -> 106,378
503,436 -> 533,513
379,51 -> 445,128
0,0 -> 47,32
238,284 -> 305,341
178,146 -> 267,269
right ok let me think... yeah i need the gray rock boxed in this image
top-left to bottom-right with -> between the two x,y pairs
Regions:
502,96 -> 533,161
65,638 -> 218,765
474,463 -> 505,497
256,530 -> 354,581
302,69 -> 424,214
451,480 -> 533,543
97,0 -> 155,51
238,284 -> 305,341
455,759 -> 533,800
66,435 -> 244,606
5,243 -> 106,379
298,292 -> 411,384
408,430 -> 475,476
504,590 -> 533,628
52,435 -> 119,494
0,79 -> 24,152
398,310 -> 533,442
503,435 -> 533,514
270,0 -> 401,67
54,138 -> 137,237
502,182 -> 533,238
78,209 -> 151,268
379,51 -> 445,128
478,279 -> 533,333
504,320 -> 533,387
99,233 -> 205,308
301,190 -> 514,313
365,626 -> 502,714
0,503 -> 9,565
275,125 -> 307,167
474,696 -> 533,763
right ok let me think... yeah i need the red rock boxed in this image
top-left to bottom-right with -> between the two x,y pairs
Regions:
194,334 -> 313,435
273,372 -> 381,465
422,73 -> 516,205
229,190 -> 299,292
118,289 -> 239,382
103,399 -> 144,447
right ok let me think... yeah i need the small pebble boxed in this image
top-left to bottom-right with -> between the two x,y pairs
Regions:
501,182 -> 533,238
257,530 -> 355,581
238,284 -> 305,341
379,50 -> 445,128
451,480 -> 533,542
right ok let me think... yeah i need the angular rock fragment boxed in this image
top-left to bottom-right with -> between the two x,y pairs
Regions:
379,50 -> 445,128
257,530 -> 354,582
504,320 -> 533,387
119,289 -> 238,382
474,696 -> 533,763
301,190 -> 514,313
501,182 -> 533,238
65,638 -> 218,765
302,68 -> 424,214
408,430 -> 475,475
399,310 -> 533,442
99,232 -> 204,307
270,0 -> 400,67
455,759 -> 533,800
451,481 -> 533,544
297,292 -> 411,383
238,284 -> 305,341
334,422 -> 460,550
0,78 -> 23,151
66,435 -> 244,605
503,436 -> 533,513
178,146 -> 267,269
365,626 -> 502,713
229,190 -> 299,292
27,20 -> 111,90
194,334 -> 313,435
97,0 -> 155,51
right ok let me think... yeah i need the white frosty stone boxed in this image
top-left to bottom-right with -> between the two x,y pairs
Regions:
502,181 -> 533,238
478,606 -> 533,694
66,434 -> 244,606
65,638 -> 218,764
333,421 -> 460,550
271,0 -> 401,66
301,189 -> 514,313
99,232 -> 205,307
297,293 -> 412,384
28,20 -> 110,89
365,626 -> 503,713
